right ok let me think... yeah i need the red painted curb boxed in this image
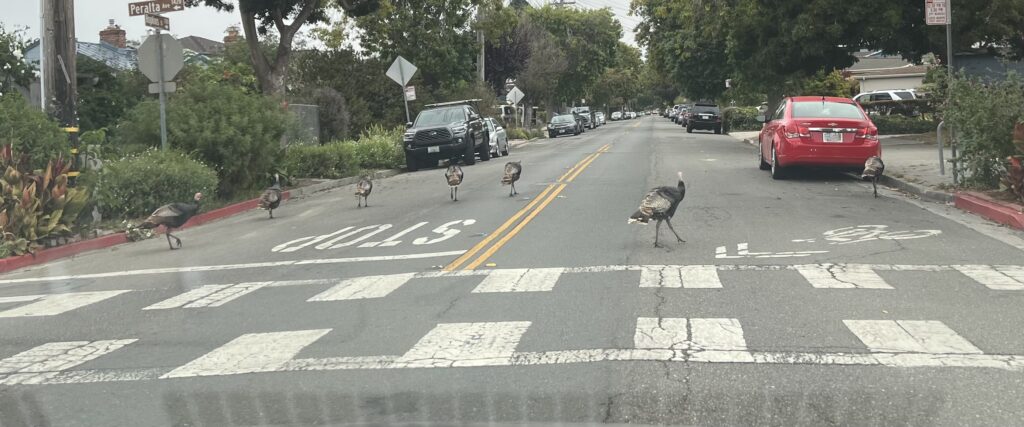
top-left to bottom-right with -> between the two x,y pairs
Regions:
954,191 -> 1024,230
0,190 -> 292,274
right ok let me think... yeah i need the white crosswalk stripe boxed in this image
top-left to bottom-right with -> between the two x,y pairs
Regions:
639,265 -> 722,288
0,290 -> 130,318
144,279 -> 333,309
472,268 -> 564,293
844,320 -> 983,354
795,264 -> 893,289
307,273 -> 416,301
0,339 -> 136,385
634,317 -> 752,363
162,329 -> 332,378
954,265 -> 1024,290
396,321 -> 532,367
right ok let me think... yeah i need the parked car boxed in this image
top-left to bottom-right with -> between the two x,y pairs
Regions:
686,103 -> 723,134
570,106 -> 595,128
403,99 -> 489,171
576,112 -> 594,129
676,105 -> 691,125
611,111 -> 622,121
854,89 -> 920,116
548,114 -> 581,138
757,96 -> 880,180
485,117 -> 510,157
595,112 -> 606,125
853,89 -> 917,104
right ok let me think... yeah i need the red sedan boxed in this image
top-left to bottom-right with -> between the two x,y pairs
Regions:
757,96 -> 880,179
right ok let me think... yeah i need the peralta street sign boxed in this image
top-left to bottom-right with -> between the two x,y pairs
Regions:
128,0 -> 185,17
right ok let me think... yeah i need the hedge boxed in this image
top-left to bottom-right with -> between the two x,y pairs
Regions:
94,149 -> 218,219
870,115 -> 938,135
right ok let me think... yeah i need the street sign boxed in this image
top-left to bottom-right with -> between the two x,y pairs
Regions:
137,34 -> 183,82
386,56 -> 418,86
144,14 -> 170,31
148,81 -> 176,94
926,0 -> 949,25
404,86 -> 416,101
506,86 -> 525,105
128,0 -> 185,16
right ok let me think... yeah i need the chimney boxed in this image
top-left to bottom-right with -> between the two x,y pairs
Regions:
99,19 -> 126,48
224,26 -> 241,44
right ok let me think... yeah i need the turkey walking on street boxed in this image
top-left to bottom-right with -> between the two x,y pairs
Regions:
502,161 -> 521,197
138,192 -> 203,250
259,173 -> 282,218
862,156 -> 885,198
445,165 -> 464,201
355,177 -> 373,207
628,172 -> 686,247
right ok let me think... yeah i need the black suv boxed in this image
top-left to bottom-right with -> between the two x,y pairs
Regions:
686,103 -> 723,134
403,100 -> 490,171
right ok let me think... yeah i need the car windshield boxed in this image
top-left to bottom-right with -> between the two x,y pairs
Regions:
414,107 -> 466,126
792,101 -> 865,119
551,115 -> 574,123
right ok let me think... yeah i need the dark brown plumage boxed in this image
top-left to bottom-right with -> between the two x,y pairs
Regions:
861,156 -> 885,198
138,192 -> 203,250
356,177 -> 372,207
628,172 -> 686,247
445,165 -> 464,201
501,161 -> 521,197
259,173 -> 282,218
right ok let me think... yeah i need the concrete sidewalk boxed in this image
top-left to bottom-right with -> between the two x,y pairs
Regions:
729,131 -> 954,203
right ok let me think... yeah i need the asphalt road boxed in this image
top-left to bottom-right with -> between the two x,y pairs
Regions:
2,117 -> 1024,426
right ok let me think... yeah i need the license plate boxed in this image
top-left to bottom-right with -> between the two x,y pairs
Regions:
823,132 -> 843,143
427,146 -> 440,153
700,115 -> 710,120
560,129 -> 567,134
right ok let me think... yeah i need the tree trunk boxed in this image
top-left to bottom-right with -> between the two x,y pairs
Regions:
237,0 -> 317,97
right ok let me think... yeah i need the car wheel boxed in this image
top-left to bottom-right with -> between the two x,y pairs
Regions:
758,142 -> 771,170
478,140 -> 491,162
770,144 -> 786,180
714,126 -> 722,135
686,126 -> 693,133
549,132 -> 556,139
464,137 -> 476,166
501,139 -> 510,156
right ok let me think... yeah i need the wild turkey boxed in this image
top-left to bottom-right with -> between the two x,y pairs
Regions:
861,156 -> 885,198
356,176 -> 373,207
501,161 -> 521,197
445,165 -> 464,201
628,172 -> 686,247
138,192 -> 203,250
259,173 -> 282,218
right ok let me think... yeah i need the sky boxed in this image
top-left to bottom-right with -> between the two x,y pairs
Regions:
1,0 -> 640,46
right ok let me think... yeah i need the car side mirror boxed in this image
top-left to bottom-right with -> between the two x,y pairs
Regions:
755,115 -> 766,123
469,114 -> 480,121
406,122 -> 413,128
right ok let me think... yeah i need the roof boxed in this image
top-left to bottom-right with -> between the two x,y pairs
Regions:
789,96 -> 857,103
848,50 -> 913,72
955,52 -> 1024,82
178,36 -> 225,56
853,65 -> 929,79
24,40 -> 137,71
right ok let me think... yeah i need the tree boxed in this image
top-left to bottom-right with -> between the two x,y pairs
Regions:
0,92 -> 66,169
526,5 -> 621,106
516,22 -> 568,121
76,57 -> 147,131
189,0 -> 380,96
0,24 -> 35,97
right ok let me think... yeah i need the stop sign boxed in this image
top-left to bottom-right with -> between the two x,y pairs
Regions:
137,34 -> 184,82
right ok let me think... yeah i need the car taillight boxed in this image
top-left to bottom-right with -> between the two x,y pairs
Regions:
856,127 -> 879,141
784,125 -> 810,139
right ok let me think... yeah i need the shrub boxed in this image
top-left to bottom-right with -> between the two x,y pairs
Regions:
0,145 -> 89,254
507,128 -> 529,140
110,81 -> 291,196
282,142 -> 359,179
353,125 -> 404,169
944,72 -> 1024,187
0,92 -> 67,170
94,149 -> 218,219
724,106 -> 762,132
870,115 -> 938,135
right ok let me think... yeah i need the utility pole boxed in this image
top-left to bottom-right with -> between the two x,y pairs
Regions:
43,0 -> 79,184
477,31 -> 485,83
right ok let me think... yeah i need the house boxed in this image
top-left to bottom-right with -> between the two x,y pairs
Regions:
24,20 -> 138,72
846,51 -> 928,92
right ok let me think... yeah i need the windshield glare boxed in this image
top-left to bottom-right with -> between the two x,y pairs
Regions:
552,115 -> 574,123
792,101 -> 864,119
415,107 -> 466,127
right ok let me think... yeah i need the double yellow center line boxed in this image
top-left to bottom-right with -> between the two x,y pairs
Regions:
444,144 -> 612,271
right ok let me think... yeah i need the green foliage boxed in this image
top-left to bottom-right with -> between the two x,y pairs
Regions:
944,72 -> 1024,188
526,5 -> 621,104
0,24 -> 36,95
111,81 -> 292,196
0,92 -> 67,170
0,147 -> 89,254
108,101 -> 159,156
77,57 -> 147,131
352,125 -> 404,169
800,70 -> 858,98
94,149 -> 218,219
869,115 -> 938,135
724,107 -> 762,132
282,141 -> 359,179
507,128 -> 529,140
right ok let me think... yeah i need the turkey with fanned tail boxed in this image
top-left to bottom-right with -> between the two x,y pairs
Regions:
628,172 -> 686,247
501,161 -> 521,197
